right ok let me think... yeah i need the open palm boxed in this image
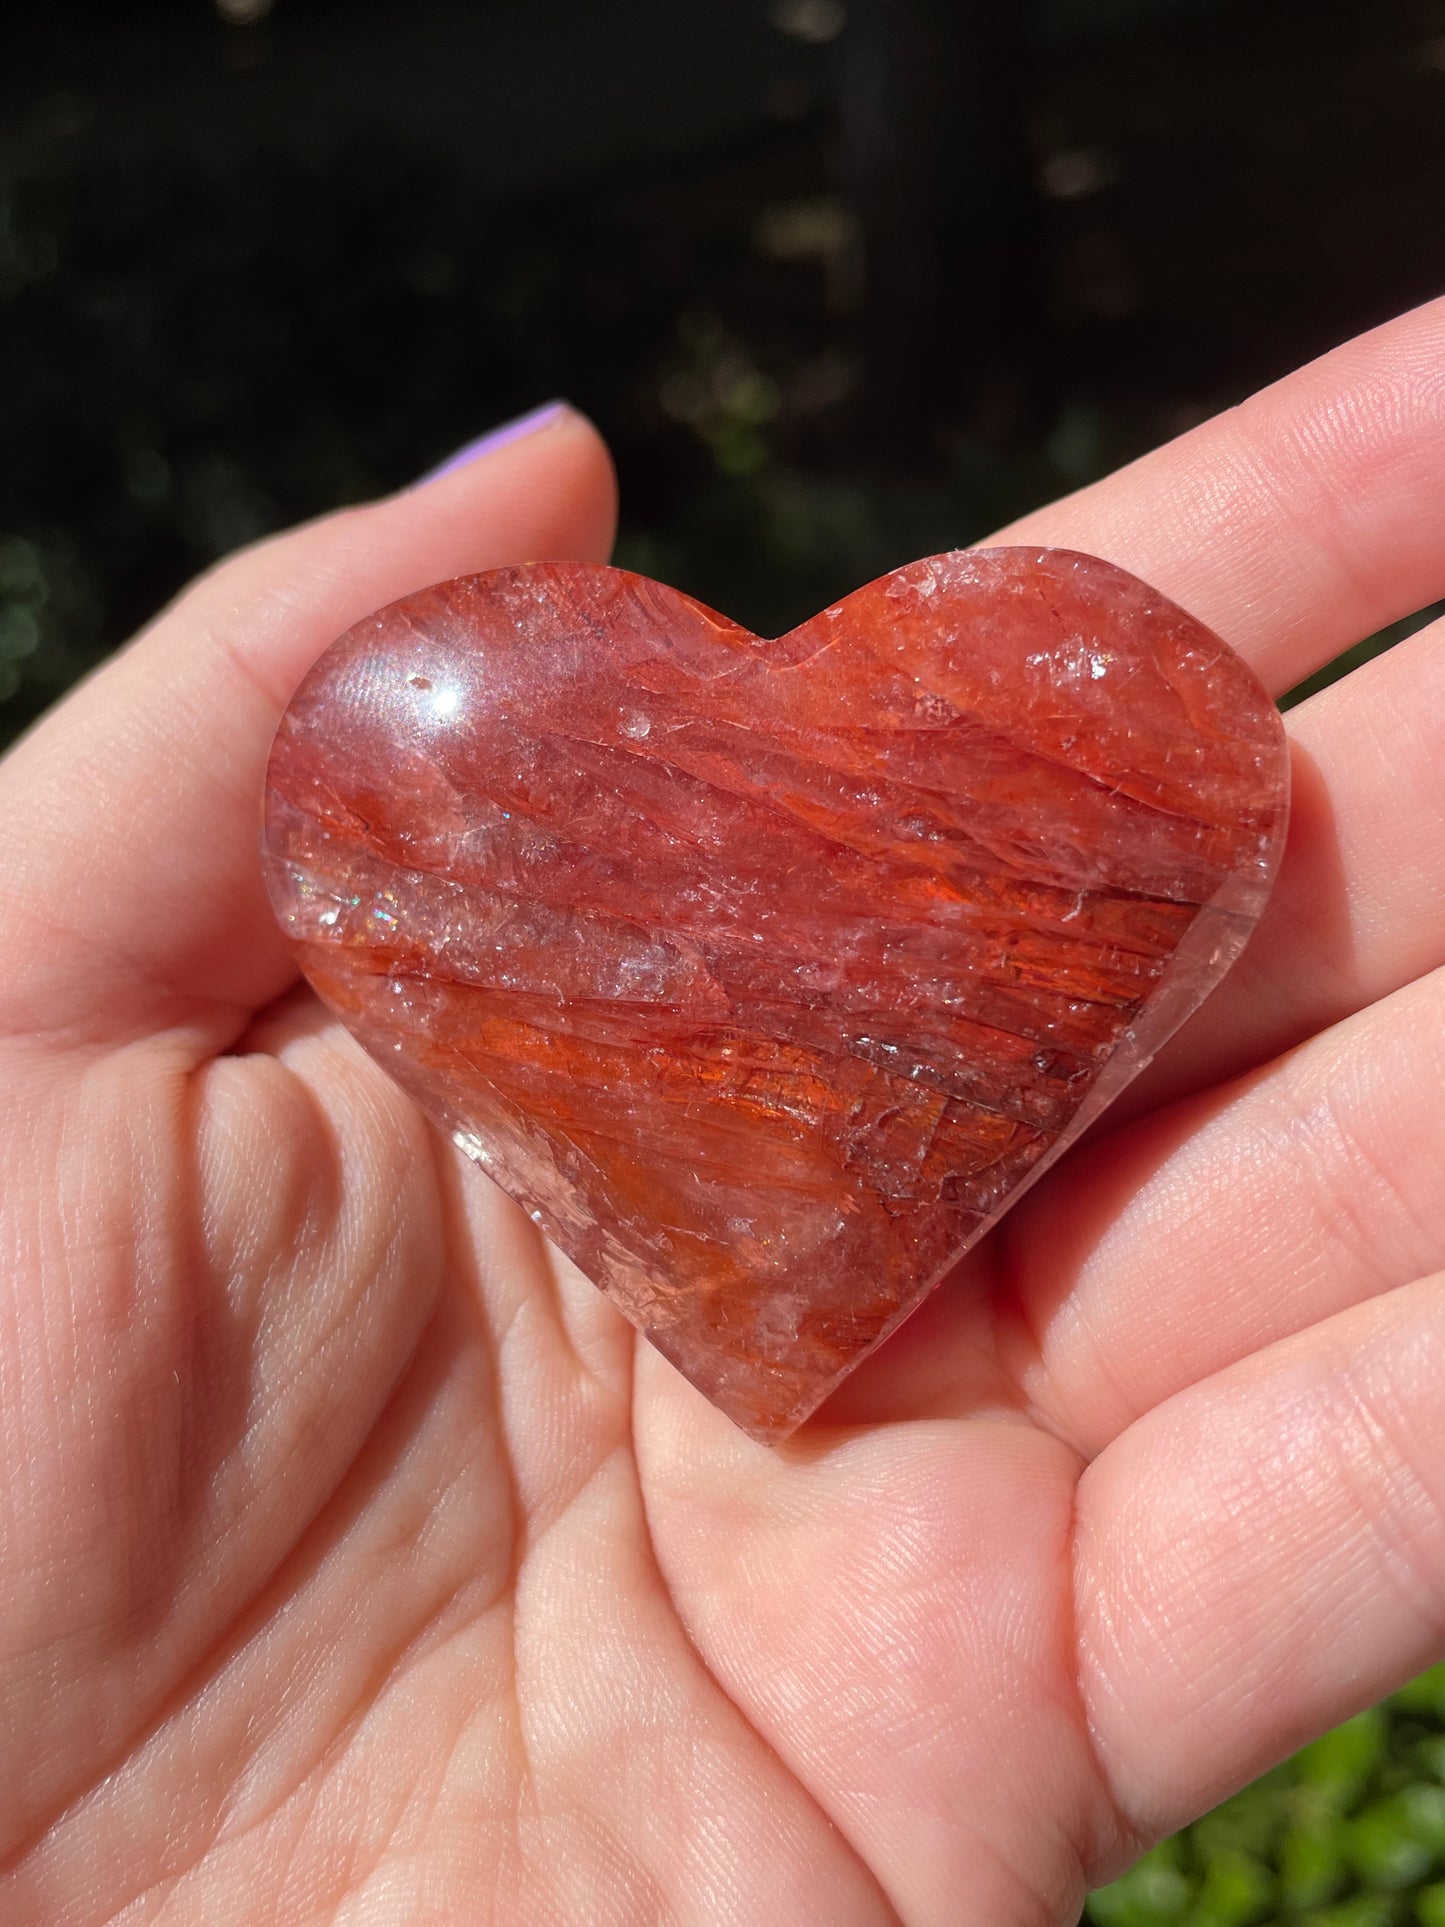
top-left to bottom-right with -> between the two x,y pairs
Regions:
5,304 -> 1445,1926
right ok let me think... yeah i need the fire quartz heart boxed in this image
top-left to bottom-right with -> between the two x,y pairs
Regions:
262,549 -> 1289,1441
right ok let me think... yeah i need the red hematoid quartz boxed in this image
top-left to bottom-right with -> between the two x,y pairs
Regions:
263,550 -> 1289,1441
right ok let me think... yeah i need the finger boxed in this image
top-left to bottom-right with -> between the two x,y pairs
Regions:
999,965 -> 1445,1457
990,294 -> 1445,696
0,409 -> 616,1049
1093,600 -> 1445,1126
637,1353 -> 1113,1927
1074,1269 -> 1445,1850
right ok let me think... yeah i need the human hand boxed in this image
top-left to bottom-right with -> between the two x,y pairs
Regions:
3,306 -> 1445,1925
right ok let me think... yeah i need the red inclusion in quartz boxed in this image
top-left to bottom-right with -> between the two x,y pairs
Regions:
262,549 -> 1289,1441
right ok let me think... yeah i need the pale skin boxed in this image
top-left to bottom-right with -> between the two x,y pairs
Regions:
3,299 -> 1445,1927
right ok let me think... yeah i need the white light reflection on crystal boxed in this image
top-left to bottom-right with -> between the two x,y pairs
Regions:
407,671 -> 463,724
452,1129 -> 492,1165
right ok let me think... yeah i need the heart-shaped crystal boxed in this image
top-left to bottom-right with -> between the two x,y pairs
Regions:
263,549 -> 1289,1440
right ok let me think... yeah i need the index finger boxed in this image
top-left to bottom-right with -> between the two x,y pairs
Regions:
992,294 -> 1445,695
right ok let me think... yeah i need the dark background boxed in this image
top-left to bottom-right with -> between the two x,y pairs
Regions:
8,5 -> 1445,1919
4,0 -> 1445,755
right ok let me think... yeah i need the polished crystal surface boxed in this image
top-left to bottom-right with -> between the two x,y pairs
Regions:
262,550 -> 1290,1441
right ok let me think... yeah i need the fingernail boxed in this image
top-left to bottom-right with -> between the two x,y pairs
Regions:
418,400 -> 571,483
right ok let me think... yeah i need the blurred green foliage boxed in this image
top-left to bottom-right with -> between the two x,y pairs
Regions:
0,116 -> 1118,748
1088,1670 -> 1445,1925
0,128 -> 583,743
0,110 -> 1400,748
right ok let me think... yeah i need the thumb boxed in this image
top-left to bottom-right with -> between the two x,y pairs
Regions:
0,406 -> 616,1050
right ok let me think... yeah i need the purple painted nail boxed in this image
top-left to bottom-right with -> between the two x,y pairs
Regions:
418,400 -> 571,483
